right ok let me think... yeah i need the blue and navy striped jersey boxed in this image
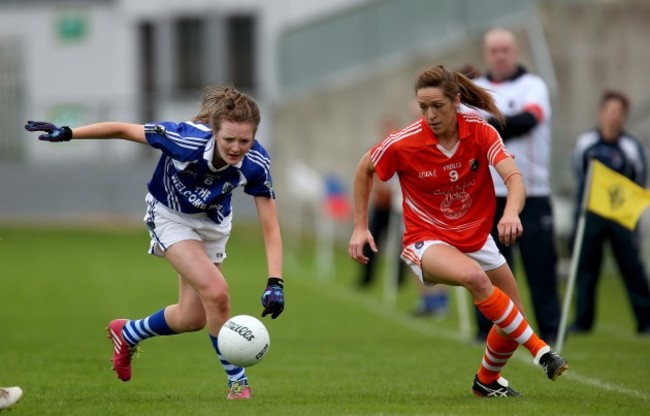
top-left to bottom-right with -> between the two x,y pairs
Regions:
144,121 -> 274,224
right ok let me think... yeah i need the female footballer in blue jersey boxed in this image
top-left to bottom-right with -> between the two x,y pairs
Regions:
25,86 -> 284,400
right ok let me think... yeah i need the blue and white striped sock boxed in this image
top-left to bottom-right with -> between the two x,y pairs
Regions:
122,308 -> 176,347
209,334 -> 247,384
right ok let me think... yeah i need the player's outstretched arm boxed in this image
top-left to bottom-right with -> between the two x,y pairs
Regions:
255,195 -> 283,279
255,195 -> 285,319
25,121 -> 146,144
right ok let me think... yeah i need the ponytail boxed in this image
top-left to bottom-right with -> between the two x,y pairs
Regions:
414,65 -> 504,126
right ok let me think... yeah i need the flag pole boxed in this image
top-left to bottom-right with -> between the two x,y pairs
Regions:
555,209 -> 585,353
556,160 -> 595,353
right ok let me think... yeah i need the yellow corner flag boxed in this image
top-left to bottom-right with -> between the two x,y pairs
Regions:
587,160 -> 650,229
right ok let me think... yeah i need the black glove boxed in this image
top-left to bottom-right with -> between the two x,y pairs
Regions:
261,277 -> 285,319
24,121 -> 72,142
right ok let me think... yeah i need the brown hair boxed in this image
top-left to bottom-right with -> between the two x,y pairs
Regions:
193,85 -> 261,133
414,65 -> 504,125
600,90 -> 630,114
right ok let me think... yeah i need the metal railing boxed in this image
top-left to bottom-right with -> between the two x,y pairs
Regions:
278,0 -> 535,98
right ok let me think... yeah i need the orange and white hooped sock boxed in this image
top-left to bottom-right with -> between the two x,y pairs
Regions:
476,326 -> 519,384
474,287 -> 550,363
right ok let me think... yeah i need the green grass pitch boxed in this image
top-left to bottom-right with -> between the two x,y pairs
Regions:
0,222 -> 649,415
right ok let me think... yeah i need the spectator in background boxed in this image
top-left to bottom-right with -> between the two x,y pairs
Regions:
570,90 -> 650,335
473,27 -> 561,344
0,386 -> 22,410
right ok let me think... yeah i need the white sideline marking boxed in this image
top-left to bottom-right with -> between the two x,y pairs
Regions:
287,257 -> 650,401
563,372 -> 649,401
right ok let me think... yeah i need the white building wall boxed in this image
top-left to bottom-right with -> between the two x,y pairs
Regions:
0,0 -> 366,165
0,3 -> 139,164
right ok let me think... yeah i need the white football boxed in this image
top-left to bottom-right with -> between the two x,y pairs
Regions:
217,315 -> 270,367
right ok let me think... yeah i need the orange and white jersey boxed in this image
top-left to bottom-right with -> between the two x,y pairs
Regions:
370,114 -> 511,253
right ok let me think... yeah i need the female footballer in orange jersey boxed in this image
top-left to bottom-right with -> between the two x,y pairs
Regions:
348,65 -> 568,397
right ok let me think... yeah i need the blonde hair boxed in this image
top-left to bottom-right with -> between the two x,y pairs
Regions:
414,65 -> 504,125
193,85 -> 261,133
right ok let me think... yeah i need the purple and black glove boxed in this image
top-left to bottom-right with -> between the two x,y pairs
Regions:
24,121 -> 72,142
261,277 -> 285,319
